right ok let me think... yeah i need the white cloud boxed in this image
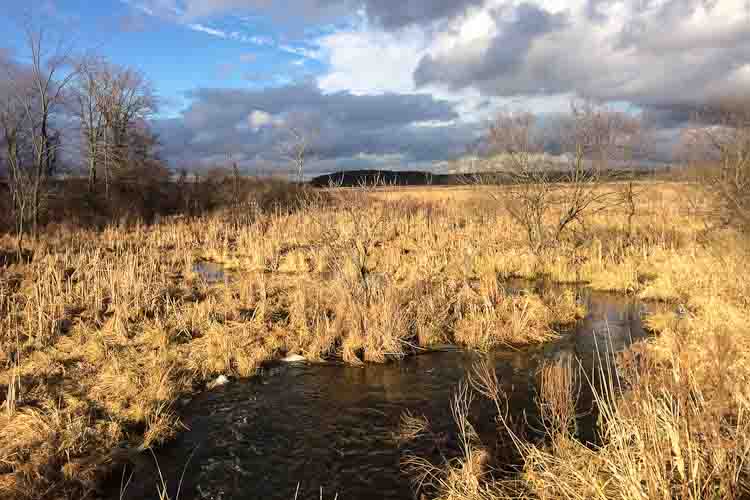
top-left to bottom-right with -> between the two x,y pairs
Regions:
139,0 -> 749,168
316,21 -> 429,95
187,23 -> 228,38
120,0 -> 184,17
415,0 -> 750,109
314,7 -> 572,123
247,110 -> 284,131
279,44 -> 322,60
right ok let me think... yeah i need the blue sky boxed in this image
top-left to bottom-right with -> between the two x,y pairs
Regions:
1,0 -> 747,174
2,0 -> 331,116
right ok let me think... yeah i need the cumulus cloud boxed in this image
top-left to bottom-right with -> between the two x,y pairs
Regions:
356,0 -> 486,29
415,3 -> 568,92
130,0 -> 749,167
313,4 -> 574,128
415,0 -> 750,120
317,25 -> 429,95
155,82 -> 475,174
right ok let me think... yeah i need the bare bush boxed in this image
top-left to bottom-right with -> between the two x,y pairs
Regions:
483,101 -> 644,254
683,97 -> 750,234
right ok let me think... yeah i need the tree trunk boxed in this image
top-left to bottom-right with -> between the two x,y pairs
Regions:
31,177 -> 40,241
104,127 -> 110,200
88,153 -> 97,193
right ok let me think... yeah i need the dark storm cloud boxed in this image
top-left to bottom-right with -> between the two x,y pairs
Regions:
414,0 -> 750,133
641,105 -> 698,130
154,82 -> 474,172
183,82 -> 457,129
415,3 -> 567,91
360,0 -> 487,29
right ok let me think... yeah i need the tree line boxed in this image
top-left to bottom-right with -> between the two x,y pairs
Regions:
0,20 -> 165,241
0,19 -> 314,247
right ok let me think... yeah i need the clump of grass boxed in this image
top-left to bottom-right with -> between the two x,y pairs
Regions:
187,321 -> 270,378
413,278 -> 460,347
395,410 -> 431,445
518,354 -> 750,500
537,355 -> 580,443
420,315 -> 750,500
403,383 -> 508,500
453,288 -> 558,350
541,288 -> 586,327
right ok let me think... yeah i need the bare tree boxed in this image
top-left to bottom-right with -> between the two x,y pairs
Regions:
484,110 -> 553,252
559,99 -> 644,239
96,63 -> 157,198
0,74 -> 32,242
2,20 -> 79,241
278,118 -> 317,183
70,55 -> 107,193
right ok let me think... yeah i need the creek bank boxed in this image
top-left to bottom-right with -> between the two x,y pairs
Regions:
109,288 -> 648,500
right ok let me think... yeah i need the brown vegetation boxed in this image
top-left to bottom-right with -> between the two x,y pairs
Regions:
393,180 -> 750,499
1,177 -> 747,499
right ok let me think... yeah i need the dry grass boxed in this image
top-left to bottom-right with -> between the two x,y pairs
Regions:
0,181 -> 747,499
537,356 -> 579,442
408,226 -> 750,499
395,410 -> 432,445
403,382 -> 508,500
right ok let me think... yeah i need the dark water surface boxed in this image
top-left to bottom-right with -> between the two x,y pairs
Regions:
113,288 -> 648,500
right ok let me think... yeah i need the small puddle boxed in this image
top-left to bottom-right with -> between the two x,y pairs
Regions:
193,261 -> 228,284
113,287 -> 648,500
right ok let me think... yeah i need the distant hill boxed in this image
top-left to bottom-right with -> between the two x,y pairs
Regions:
309,166 -> 668,188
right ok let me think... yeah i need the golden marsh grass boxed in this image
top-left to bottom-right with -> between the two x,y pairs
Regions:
0,181 -> 748,499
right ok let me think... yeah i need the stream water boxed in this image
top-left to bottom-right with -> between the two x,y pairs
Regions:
112,284 -> 648,500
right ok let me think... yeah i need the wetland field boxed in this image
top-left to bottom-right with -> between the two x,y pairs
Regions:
1,182 -> 749,500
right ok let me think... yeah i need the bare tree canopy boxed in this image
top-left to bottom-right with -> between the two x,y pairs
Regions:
70,55 -> 108,192
94,62 -> 158,197
0,17 -> 80,242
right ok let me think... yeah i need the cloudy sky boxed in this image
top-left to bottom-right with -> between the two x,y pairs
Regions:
2,0 -> 748,174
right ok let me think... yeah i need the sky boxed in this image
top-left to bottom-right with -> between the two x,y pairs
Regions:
1,0 -> 749,175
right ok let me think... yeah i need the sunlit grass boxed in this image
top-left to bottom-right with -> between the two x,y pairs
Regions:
0,181 -> 747,499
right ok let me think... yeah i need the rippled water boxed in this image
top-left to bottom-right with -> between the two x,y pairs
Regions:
111,287 -> 648,500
